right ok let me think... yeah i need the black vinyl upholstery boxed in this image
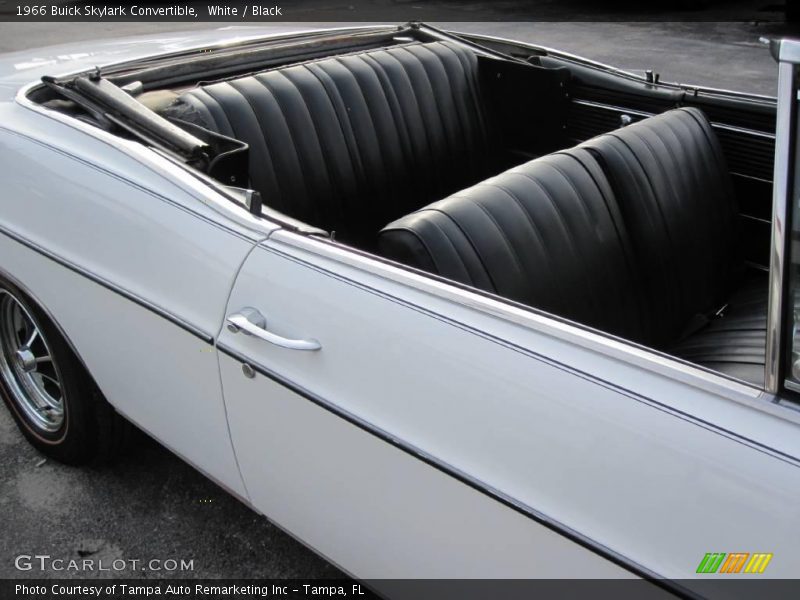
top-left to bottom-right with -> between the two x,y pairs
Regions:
579,107 -> 740,346
380,108 -> 767,385
167,41 -> 494,244
379,150 -> 651,343
668,275 -> 767,385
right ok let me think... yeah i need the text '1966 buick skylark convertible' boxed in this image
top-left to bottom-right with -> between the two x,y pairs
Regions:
1,22 -> 800,597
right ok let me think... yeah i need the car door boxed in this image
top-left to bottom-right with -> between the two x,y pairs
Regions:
217,225 -> 800,590
0,106 -> 272,500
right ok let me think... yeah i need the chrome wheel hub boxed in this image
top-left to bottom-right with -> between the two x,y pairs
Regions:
16,347 -> 37,373
0,290 -> 64,432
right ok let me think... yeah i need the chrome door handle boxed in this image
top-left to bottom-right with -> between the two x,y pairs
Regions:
226,307 -> 321,351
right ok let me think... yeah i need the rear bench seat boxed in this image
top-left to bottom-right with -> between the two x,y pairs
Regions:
580,107 -> 766,384
378,149 -> 653,344
163,41 -> 497,246
379,108 -> 768,385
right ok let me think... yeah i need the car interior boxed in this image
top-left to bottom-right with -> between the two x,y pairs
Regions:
32,24 -> 776,387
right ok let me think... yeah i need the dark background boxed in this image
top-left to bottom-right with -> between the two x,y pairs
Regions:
1,0 -> 800,21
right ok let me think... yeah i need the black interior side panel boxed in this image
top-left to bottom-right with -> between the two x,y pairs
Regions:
479,56 -> 570,161
538,55 -> 776,269
686,93 -> 775,133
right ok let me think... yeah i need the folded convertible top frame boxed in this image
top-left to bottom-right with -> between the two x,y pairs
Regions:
44,73 -> 209,164
41,73 -> 257,214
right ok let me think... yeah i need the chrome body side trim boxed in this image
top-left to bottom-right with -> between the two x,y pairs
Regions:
263,238 -> 800,463
570,98 -> 776,140
766,60 -> 796,394
214,342 -> 680,590
0,223 -> 214,344
570,98 -> 655,119
267,233 -> 800,430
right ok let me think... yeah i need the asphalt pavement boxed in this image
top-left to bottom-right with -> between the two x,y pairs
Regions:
0,20 -> 788,94
0,16 -> 789,580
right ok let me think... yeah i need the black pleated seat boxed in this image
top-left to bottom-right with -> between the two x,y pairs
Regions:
166,41 -> 495,245
379,149 -> 651,344
380,108 -> 767,385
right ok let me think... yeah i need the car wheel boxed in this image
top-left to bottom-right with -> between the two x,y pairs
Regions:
0,280 -> 128,464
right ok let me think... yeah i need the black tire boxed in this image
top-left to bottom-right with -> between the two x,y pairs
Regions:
0,278 -> 129,465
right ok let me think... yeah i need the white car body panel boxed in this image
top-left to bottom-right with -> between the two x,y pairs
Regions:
216,232 -> 800,585
0,105 -> 271,498
219,351 -> 634,581
0,25 -> 798,594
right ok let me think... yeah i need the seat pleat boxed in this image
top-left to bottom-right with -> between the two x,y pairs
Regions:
198,83 -> 285,209
440,42 -> 491,151
226,76 -> 318,221
640,126 -> 714,318
587,139 -> 682,338
668,272 -> 767,384
353,53 -> 424,221
462,179 -> 568,310
645,116 -> 724,307
364,51 -> 435,197
497,166 -> 602,320
168,41 -> 492,242
253,72 -> 338,227
437,194 -> 537,302
582,108 -> 739,346
390,48 -> 459,198
402,46 -> 477,183
303,61 -> 371,218
421,43 -> 488,177
401,211 -> 495,291
277,66 -> 361,232
380,151 -> 650,343
321,57 -> 394,215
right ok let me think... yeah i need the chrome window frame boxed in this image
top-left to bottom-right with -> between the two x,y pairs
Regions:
768,40 -> 799,394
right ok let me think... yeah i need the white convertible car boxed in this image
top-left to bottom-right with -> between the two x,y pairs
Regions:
1,23 -> 799,594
